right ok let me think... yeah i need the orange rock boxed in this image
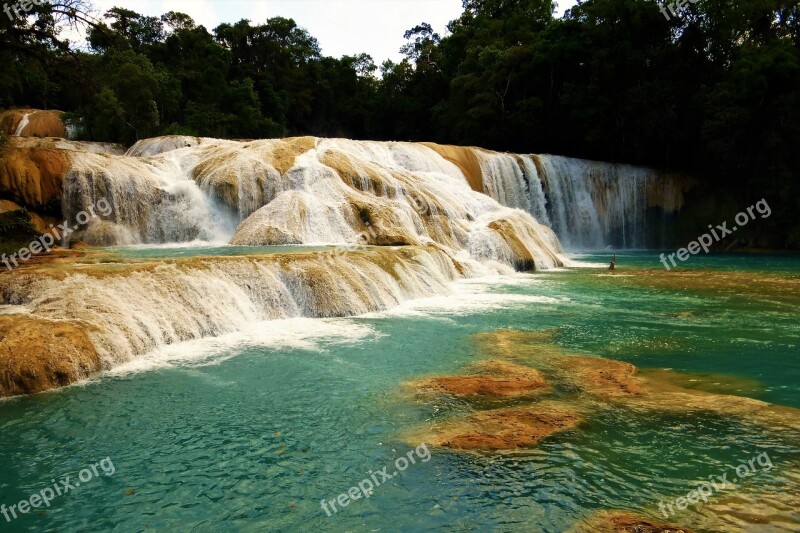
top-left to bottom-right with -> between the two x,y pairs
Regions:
0,109 -> 67,138
0,139 -> 70,209
469,329 -> 800,432
421,142 -> 485,193
570,510 -> 695,533
0,199 -> 22,213
487,215 -> 564,271
412,360 -> 547,398
427,403 -> 581,451
0,315 -> 99,398
557,356 -> 646,397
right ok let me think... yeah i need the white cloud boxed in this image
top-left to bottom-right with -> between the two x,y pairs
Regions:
555,0 -> 579,16
228,0 -> 463,62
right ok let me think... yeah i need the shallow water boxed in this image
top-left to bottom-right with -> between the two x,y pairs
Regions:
1,252 -> 798,532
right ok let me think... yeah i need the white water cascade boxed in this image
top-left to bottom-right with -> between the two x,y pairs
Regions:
62,136 -> 567,271
477,153 -> 688,249
63,148 -> 240,245
0,248 -> 463,366
1,136 -> 584,389
13,113 -> 30,136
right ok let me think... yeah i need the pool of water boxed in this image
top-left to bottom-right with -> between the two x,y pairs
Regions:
0,252 -> 798,531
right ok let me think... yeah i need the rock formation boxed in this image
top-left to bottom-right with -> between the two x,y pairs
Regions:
0,109 -> 67,138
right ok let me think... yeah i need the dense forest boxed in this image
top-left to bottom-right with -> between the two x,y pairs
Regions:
1,0 -> 799,246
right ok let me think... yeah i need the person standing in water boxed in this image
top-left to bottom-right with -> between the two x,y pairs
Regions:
609,254 -> 617,270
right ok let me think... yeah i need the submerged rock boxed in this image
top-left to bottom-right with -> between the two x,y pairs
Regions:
423,402 -> 581,451
468,329 -> 800,432
405,328 -> 799,455
471,328 -> 563,360
410,360 -> 547,399
556,356 -> 645,398
570,510 -> 694,533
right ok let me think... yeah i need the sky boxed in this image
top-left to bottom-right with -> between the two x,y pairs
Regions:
83,0 -> 579,64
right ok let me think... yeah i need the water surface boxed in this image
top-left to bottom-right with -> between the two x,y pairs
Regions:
1,252 -> 798,532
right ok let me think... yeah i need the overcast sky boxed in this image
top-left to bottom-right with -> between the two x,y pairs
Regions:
85,0 -> 579,63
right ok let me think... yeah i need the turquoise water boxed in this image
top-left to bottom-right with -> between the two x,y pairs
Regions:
1,252 -> 798,531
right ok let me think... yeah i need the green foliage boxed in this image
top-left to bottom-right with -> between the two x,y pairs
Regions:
0,209 -> 34,234
0,209 -> 39,256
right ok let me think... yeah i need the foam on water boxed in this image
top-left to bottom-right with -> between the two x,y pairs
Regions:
99,273 -> 563,376
362,274 -> 565,319
106,318 -> 377,376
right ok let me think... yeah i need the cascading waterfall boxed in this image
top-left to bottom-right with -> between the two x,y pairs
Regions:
518,156 -> 551,227
532,156 -> 606,249
1,248 -> 464,367
476,152 -> 688,249
2,135 -> 604,393
62,136 -> 566,270
13,113 -> 30,136
63,150 -> 239,245
1,133 -> 695,394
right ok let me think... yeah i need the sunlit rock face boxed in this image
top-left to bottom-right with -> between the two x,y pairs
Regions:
0,137 -> 71,209
0,109 -> 67,138
0,137 -> 123,218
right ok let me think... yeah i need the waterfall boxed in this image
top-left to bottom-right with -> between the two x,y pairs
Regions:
475,152 -> 688,249
61,137 -> 566,270
13,113 -> 30,136
519,156 -> 551,227
63,150 -> 239,245
0,248 -> 464,367
3,135 -> 582,391
59,135 -> 688,251
532,156 -> 607,249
